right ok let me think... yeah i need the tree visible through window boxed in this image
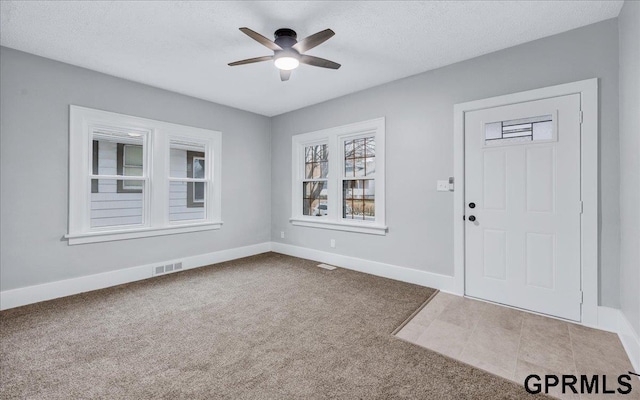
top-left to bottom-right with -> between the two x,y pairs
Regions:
290,117 -> 386,235
303,144 -> 328,216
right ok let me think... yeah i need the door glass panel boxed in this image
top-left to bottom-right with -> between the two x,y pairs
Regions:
484,114 -> 553,146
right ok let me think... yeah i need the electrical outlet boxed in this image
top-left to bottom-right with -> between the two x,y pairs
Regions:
280,231 -> 285,239
330,239 -> 336,248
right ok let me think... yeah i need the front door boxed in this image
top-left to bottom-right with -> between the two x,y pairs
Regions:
464,94 -> 582,321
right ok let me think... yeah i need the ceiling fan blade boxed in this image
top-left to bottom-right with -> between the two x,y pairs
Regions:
228,55 -> 273,66
280,70 -> 291,81
299,55 -> 341,70
239,27 -> 282,51
292,29 -> 335,53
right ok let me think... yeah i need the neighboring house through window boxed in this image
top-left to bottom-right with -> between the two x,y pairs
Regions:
117,144 -> 143,193
187,151 -> 205,208
290,117 -> 386,235
67,106 -> 222,245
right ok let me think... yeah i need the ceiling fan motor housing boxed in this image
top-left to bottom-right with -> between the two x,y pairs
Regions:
274,28 -> 298,49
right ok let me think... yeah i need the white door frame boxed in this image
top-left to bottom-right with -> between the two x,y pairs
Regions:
453,78 -> 599,325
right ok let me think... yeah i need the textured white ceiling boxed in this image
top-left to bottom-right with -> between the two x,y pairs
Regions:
0,1 -> 623,116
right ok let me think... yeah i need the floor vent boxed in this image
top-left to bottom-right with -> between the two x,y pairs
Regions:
317,263 -> 337,270
153,262 -> 184,276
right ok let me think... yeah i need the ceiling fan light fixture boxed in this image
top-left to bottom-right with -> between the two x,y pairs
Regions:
228,27 -> 340,80
274,53 -> 299,71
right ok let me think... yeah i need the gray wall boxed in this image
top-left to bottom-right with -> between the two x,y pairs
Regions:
0,47 -> 272,292
271,19 -> 621,307
618,1 -> 640,337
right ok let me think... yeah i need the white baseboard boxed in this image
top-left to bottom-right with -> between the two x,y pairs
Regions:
270,242 -> 458,293
619,310 -> 640,374
594,306 -> 621,333
588,306 -> 640,374
0,242 -> 271,310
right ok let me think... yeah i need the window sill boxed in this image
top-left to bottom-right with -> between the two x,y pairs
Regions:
65,221 -> 223,245
289,218 -> 387,235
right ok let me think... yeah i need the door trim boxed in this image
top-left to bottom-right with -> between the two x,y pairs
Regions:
453,78 -> 598,325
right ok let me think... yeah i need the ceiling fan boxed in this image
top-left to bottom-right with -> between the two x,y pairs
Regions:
228,27 -> 341,81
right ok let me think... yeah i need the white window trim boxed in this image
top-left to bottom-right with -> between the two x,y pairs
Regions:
66,105 -> 222,245
290,117 -> 386,235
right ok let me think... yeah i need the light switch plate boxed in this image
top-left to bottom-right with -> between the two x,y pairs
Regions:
437,180 -> 450,192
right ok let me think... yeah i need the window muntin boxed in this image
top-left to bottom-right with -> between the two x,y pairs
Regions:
68,106 -> 222,245
484,114 -> 554,146
302,144 -> 328,217
290,118 -> 386,235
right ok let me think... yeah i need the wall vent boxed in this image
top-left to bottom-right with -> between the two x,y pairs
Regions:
152,261 -> 184,276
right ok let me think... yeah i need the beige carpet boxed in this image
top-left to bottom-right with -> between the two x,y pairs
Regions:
1,253 -> 540,399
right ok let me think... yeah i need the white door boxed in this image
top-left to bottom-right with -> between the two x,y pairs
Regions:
464,94 -> 582,321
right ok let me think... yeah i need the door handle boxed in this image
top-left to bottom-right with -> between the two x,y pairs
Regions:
468,215 -> 476,222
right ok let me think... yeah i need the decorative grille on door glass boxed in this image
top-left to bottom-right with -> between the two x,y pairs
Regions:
484,114 -> 554,146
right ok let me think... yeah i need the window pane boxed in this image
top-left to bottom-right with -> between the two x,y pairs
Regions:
92,130 -> 144,176
344,136 -> 375,178
343,179 -> 375,221
169,181 -> 206,221
344,140 -> 354,158
533,120 -> 553,141
354,158 -> 366,177
123,166 -> 142,177
124,145 -> 143,166
355,138 -> 366,157
365,137 -> 375,157
90,179 -> 143,228
365,158 -> 376,176
193,158 -> 205,179
345,159 -> 354,177
303,181 -> 327,217
170,140 -> 206,178
304,144 -> 328,179
485,114 -> 553,146
193,182 -> 205,201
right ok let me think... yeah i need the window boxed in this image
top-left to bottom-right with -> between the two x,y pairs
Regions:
290,118 -> 386,235
67,106 -> 222,245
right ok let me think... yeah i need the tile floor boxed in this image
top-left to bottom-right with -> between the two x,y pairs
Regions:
395,292 -> 639,399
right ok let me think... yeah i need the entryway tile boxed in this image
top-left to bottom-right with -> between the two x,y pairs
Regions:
394,292 -> 638,400
413,318 -> 473,358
